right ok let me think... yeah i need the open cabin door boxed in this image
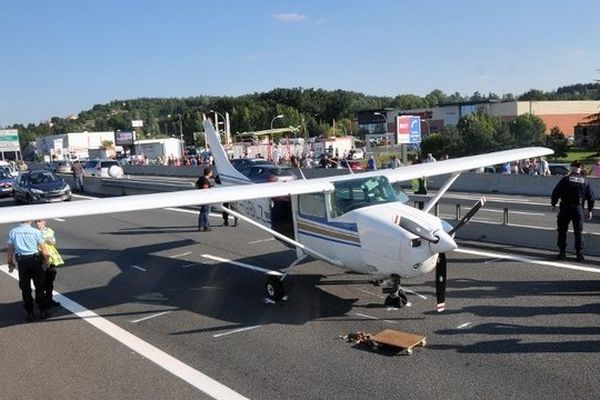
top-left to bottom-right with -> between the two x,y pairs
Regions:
270,197 -> 294,240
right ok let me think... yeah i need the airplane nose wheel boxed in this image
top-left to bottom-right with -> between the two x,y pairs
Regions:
383,274 -> 408,308
265,275 -> 285,302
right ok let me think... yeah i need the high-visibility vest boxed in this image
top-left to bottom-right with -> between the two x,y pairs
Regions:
41,227 -> 64,267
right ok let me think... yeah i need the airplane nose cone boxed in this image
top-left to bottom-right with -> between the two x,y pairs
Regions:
430,230 -> 457,254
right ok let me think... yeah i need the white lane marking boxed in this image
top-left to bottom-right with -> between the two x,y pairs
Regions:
0,264 -> 250,400
355,312 -> 378,320
355,312 -> 397,324
457,322 -> 473,329
200,254 -> 282,276
181,263 -> 201,269
248,238 -> 275,244
131,265 -> 147,272
171,251 -> 192,258
130,311 -> 173,324
456,248 -> 600,274
53,218 -> 66,222
404,289 -> 428,300
213,325 -> 261,338
483,257 -> 504,264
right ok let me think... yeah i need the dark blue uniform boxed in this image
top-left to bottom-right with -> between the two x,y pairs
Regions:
551,173 -> 595,258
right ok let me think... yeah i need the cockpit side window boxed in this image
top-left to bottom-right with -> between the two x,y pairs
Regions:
330,176 -> 407,217
298,193 -> 326,219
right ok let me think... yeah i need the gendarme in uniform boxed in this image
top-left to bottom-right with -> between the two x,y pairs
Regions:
551,162 -> 595,261
6,221 -> 48,320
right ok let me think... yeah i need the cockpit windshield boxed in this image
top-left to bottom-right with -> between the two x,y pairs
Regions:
330,176 -> 408,217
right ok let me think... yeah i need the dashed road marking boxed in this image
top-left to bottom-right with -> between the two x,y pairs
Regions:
131,265 -> 147,272
213,325 -> 261,338
130,311 -> 173,324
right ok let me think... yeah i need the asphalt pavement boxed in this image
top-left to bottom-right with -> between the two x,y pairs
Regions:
1,195 -> 599,400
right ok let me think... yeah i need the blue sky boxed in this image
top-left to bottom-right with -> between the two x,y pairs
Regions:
1,0 -> 599,126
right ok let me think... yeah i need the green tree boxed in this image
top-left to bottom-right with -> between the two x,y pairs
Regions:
545,126 -> 569,158
456,112 -> 507,155
509,113 -> 546,147
420,125 -> 463,159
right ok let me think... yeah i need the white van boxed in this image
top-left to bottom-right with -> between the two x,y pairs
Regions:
83,159 -> 124,178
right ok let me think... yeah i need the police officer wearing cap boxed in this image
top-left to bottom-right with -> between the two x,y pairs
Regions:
6,221 -> 50,321
551,161 -> 595,262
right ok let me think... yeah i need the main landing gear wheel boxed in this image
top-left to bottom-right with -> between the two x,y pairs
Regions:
265,275 -> 285,302
384,292 -> 408,308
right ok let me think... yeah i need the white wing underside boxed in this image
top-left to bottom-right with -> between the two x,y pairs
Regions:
0,118 -> 552,225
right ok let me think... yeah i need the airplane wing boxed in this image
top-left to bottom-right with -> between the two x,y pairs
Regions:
0,179 -> 333,224
324,146 -> 554,185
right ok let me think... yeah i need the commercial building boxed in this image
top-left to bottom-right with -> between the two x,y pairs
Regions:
36,131 -> 116,160
358,100 -> 600,144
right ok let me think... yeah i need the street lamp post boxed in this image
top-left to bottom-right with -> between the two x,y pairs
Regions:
421,119 -> 431,138
178,114 -> 184,157
373,111 -> 390,151
270,114 -> 284,162
270,114 -> 284,131
210,109 -> 229,145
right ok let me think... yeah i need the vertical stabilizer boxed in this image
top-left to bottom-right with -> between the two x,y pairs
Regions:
203,119 -> 250,183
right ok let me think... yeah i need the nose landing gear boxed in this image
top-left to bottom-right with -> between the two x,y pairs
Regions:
383,274 -> 408,308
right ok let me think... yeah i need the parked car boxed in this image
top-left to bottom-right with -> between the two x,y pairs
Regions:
230,158 -> 273,172
0,169 -> 16,197
84,159 -> 124,178
548,163 -> 570,176
13,170 -> 71,204
47,160 -> 72,173
338,159 -> 363,171
241,165 -> 297,183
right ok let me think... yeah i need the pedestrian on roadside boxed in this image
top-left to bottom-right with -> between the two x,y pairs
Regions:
590,159 -> 600,177
367,154 -> 377,170
538,157 -> 550,176
387,155 -> 402,169
195,167 -> 213,232
72,160 -> 85,192
551,161 -> 595,262
34,220 -> 64,308
6,221 -> 50,321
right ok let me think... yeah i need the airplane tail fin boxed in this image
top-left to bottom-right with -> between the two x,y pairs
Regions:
203,119 -> 250,183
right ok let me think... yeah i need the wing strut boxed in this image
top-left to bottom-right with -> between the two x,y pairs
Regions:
423,172 -> 461,213
221,205 -> 344,268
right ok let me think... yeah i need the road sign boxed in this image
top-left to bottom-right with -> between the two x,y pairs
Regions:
396,116 -> 421,144
0,129 -> 20,151
409,116 -> 421,144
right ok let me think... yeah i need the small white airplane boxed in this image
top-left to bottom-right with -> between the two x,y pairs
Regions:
0,119 -> 553,311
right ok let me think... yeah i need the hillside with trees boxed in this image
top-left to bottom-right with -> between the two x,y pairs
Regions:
3,83 -> 600,154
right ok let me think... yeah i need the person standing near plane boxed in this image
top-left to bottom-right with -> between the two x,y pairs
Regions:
35,219 -> 64,307
551,161 -> 595,261
195,167 -> 213,232
72,160 -> 85,192
6,221 -> 50,321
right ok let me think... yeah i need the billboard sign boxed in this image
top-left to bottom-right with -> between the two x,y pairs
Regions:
396,116 -> 421,144
115,130 -> 135,146
0,129 -> 20,151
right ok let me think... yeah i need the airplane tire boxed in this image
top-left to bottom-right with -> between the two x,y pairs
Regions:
265,275 -> 284,301
384,293 -> 408,308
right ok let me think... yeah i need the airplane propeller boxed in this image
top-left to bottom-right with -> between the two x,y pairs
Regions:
448,197 -> 487,236
398,197 -> 487,312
